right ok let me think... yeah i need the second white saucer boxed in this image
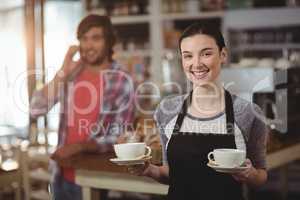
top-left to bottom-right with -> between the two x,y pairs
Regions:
207,162 -> 250,173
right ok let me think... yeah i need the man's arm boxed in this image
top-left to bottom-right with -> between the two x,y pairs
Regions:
30,45 -> 82,118
30,72 -> 64,118
51,140 -> 100,160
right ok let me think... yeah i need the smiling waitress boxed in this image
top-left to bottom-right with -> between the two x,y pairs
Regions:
127,23 -> 268,200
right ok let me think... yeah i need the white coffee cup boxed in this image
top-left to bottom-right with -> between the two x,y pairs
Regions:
114,142 -> 152,160
207,149 -> 246,168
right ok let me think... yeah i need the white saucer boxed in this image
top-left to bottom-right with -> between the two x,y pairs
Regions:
207,162 -> 250,173
110,156 -> 152,166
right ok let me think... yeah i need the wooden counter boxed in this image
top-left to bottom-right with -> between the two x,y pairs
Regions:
57,152 -> 168,199
55,143 -> 300,200
57,153 -> 126,173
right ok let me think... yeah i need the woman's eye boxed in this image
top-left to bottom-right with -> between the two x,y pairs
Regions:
203,52 -> 212,57
183,55 -> 192,59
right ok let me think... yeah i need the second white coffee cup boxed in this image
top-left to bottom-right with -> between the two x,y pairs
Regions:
207,148 -> 246,168
114,142 -> 151,160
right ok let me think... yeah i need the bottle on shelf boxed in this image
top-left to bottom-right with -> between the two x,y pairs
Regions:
185,0 -> 201,13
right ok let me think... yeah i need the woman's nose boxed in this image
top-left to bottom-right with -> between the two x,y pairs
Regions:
193,56 -> 202,66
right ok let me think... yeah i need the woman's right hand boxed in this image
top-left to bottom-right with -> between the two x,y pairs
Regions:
127,164 -> 169,184
58,45 -> 82,80
127,161 -> 151,176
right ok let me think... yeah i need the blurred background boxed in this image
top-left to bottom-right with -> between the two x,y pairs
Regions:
0,0 -> 300,200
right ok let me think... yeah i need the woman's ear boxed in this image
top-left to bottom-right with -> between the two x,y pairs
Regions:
220,47 -> 228,64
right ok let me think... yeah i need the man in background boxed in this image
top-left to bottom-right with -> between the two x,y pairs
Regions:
30,14 -> 134,200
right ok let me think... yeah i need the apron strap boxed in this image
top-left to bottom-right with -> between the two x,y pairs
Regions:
173,89 -> 235,134
225,90 -> 235,135
172,91 -> 191,133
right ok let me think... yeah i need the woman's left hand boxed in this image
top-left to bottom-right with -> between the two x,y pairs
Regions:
231,159 -> 257,183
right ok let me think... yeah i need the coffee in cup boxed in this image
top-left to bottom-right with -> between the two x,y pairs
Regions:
113,142 -> 151,160
207,149 -> 246,168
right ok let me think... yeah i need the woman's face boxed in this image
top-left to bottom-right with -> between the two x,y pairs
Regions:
180,34 -> 227,86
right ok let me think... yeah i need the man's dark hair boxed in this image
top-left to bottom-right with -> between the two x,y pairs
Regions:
178,23 -> 226,52
77,14 -> 116,61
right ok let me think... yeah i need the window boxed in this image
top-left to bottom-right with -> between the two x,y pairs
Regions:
44,1 -> 83,132
0,8 -> 28,128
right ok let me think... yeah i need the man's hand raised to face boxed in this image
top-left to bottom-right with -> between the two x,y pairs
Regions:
58,45 -> 83,81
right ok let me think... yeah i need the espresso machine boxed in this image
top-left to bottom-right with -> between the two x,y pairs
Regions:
253,67 -> 300,135
221,66 -> 300,135
273,67 -> 300,135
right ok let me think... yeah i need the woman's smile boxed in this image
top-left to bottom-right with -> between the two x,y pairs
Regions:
190,68 -> 210,79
